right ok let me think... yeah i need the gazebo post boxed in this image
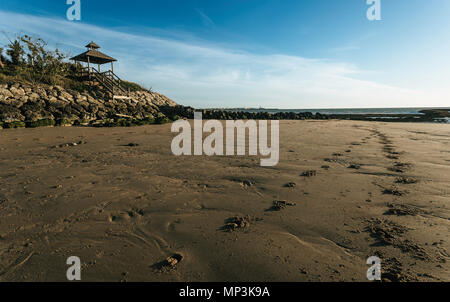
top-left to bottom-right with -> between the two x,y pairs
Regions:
87,56 -> 91,88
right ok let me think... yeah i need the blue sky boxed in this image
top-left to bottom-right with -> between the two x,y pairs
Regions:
0,0 -> 449,108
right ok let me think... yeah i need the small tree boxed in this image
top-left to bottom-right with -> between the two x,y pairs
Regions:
1,35 -> 75,84
1,34 -> 87,90
6,39 -> 25,66
19,35 -> 70,84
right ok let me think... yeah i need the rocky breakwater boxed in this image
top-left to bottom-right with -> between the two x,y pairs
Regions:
0,82 -> 330,130
327,109 -> 450,123
158,107 -> 329,121
0,82 -> 178,129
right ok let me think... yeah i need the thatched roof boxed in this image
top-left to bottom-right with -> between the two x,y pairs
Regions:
70,44 -> 117,65
86,41 -> 100,49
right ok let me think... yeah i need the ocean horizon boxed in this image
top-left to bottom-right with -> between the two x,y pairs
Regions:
211,107 -> 450,115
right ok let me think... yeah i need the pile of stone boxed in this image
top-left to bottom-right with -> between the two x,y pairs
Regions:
158,107 -> 329,121
0,82 -> 177,128
198,109 -> 328,121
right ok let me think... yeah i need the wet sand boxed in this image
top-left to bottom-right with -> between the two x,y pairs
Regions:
0,120 -> 449,281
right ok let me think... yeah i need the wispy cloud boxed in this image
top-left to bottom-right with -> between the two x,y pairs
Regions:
195,8 -> 215,28
0,10 -> 447,108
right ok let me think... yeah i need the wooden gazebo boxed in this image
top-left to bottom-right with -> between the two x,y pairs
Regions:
70,42 -> 116,73
70,42 -> 126,97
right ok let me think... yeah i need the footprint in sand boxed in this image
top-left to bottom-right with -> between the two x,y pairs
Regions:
382,187 -> 407,197
388,162 -> 412,173
395,176 -> 418,184
108,208 -> 145,223
284,182 -> 297,188
384,203 -> 426,216
266,200 -> 297,212
300,170 -> 317,177
347,164 -> 362,170
151,253 -> 184,271
231,178 -> 255,188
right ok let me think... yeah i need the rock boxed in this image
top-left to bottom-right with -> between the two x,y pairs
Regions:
59,91 -> 74,101
0,88 -> 13,99
0,104 -> 25,122
47,96 -> 70,109
96,110 -> 109,120
23,110 -> 43,122
76,95 -> 87,102
27,92 -> 40,102
36,88 -> 48,99
10,86 -> 26,96
1,97 -> 26,108
78,113 -> 97,122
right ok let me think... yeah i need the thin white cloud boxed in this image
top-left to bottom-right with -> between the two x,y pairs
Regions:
195,8 -> 216,28
0,10 -> 447,108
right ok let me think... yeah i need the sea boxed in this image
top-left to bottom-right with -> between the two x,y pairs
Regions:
221,107 -> 449,115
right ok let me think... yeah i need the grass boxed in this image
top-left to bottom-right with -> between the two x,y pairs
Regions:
0,71 -> 89,92
119,80 -> 146,93
1,67 -> 146,95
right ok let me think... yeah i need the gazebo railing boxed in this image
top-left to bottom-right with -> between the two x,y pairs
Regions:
79,66 -> 127,96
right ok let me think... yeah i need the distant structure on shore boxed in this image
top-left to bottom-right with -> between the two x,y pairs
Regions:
70,42 -> 128,99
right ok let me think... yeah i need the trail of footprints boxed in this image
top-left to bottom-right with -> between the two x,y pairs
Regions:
363,129 -> 445,281
309,127 -> 445,281
146,128 -> 446,280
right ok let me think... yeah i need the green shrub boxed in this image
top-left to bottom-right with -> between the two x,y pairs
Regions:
155,113 -> 169,124
3,121 -> 26,128
26,119 -> 55,128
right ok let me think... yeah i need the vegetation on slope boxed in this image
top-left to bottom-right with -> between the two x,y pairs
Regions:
0,34 -> 145,93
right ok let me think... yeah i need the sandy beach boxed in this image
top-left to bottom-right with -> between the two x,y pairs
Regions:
0,120 -> 449,282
